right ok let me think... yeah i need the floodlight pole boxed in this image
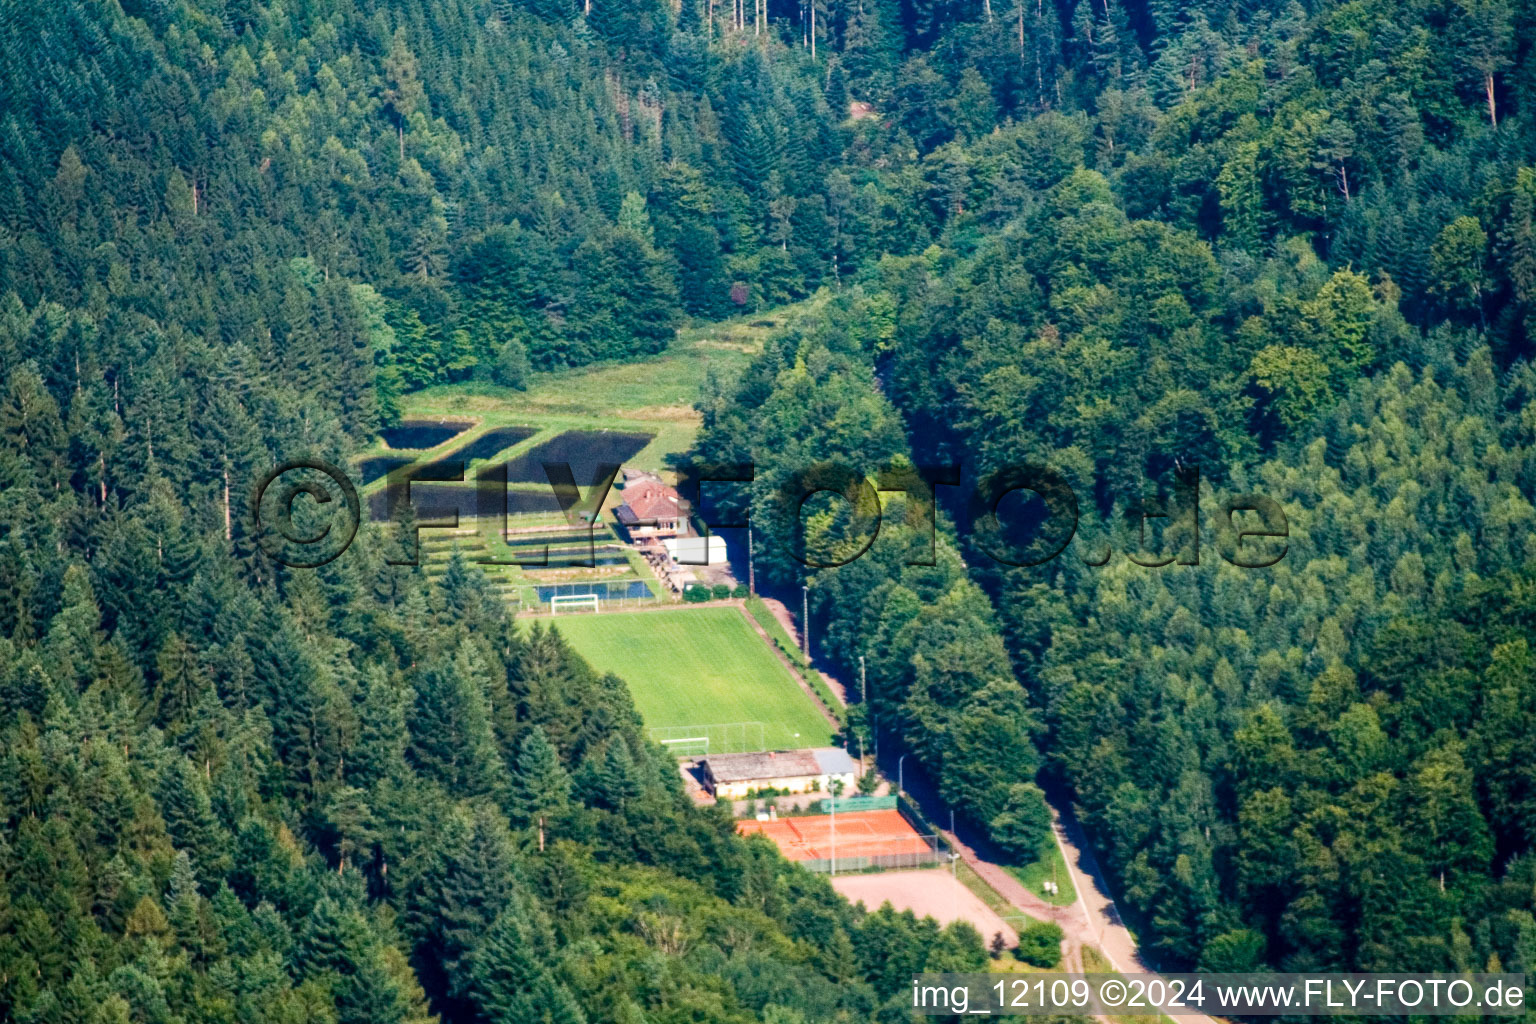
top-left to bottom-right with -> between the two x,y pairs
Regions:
898,753 -> 907,797
828,776 -> 841,875
859,654 -> 867,765
952,849 -> 959,923
801,584 -> 809,658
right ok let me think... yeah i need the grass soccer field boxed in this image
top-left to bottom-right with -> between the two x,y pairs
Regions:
551,606 -> 833,751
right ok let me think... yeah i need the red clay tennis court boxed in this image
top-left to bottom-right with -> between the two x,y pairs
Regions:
737,809 -> 935,861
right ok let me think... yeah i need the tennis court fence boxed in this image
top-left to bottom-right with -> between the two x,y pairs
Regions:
800,833 -> 948,873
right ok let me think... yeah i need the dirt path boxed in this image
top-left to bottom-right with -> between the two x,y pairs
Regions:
941,824 -> 1073,926
758,596 -> 848,703
761,595 -> 801,646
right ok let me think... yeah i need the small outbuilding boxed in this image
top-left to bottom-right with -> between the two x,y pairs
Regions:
663,534 -> 727,566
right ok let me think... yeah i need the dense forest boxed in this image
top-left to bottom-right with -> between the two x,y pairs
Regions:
0,0 -> 1012,1020
5,0 -> 1536,1017
693,0 -> 1536,986
0,538 -> 995,1021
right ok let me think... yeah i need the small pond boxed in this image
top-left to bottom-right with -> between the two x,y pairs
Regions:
496,430 -> 653,484
447,425 -> 538,463
505,531 -> 616,549
380,419 -> 473,450
356,456 -> 415,486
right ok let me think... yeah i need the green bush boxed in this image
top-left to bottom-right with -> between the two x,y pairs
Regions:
1016,921 -> 1063,967
732,584 -> 750,599
492,337 -> 530,388
712,583 -> 732,600
683,584 -> 710,603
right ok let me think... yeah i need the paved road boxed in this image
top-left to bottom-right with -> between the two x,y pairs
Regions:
771,596 -> 1221,1021
1044,792 -> 1155,976
883,751 -> 1223,1024
935,787 -> 1224,1024
901,766 -> 1102,960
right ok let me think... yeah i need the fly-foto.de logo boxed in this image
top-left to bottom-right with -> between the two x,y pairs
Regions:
249,459 -> 1287,570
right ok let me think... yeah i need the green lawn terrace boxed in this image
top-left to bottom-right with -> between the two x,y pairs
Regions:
353,306 -> 809,529
414,514 -> 666,613
358,419 -> 669,612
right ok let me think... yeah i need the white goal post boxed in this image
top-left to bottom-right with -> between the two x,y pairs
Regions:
649,722 -> 766,754
550,593 -> 600,614
659,737 -> 709,757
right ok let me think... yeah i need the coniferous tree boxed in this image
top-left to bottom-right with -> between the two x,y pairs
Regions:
507,726 -> 573,833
